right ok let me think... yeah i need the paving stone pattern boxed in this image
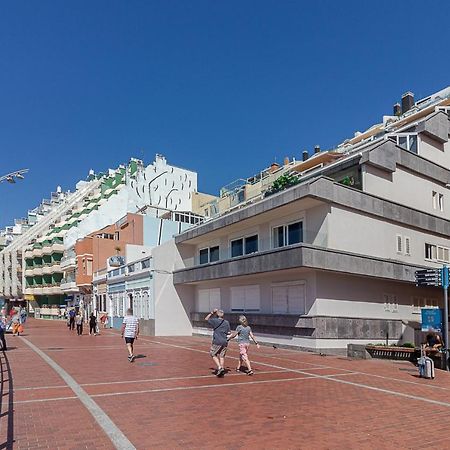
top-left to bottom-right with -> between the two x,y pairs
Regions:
1,319 -> 450,449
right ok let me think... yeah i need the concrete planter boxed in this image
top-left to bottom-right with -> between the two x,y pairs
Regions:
365,345 -> 416,361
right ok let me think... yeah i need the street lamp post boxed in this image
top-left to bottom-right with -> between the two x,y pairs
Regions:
0,169 -> 29,184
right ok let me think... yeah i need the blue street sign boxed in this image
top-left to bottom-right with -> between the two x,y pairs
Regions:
421,308 -> 443,332
443,266 -> 449,290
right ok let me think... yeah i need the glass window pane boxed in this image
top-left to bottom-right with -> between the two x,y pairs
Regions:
199,249 -> 209,265
288,222 -> 303,245
398,136 -> 407,149
245,235 -> 258,254
273,226 -> 284,248
409,135 -> 418,153
231,239 -> 243,258
209,246 -> 220,262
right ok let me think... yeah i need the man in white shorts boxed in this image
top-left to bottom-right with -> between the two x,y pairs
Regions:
121,308 -> 139,362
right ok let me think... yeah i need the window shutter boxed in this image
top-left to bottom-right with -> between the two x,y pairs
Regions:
231,287 -> 246,311
287,284 -> 306,314
245,285 -> 260,311
396,235 -> 402,253
272,287 -> 288,314
404,237 -> 411,256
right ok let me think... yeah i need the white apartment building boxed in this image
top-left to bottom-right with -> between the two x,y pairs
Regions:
0,187 -> 71,302
161,87 -> 450,352
2,154 -> 201,312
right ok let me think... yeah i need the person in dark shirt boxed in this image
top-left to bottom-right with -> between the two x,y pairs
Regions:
89,313 -> 97,336
425,332 -> 443,351
205,309 -> 230,377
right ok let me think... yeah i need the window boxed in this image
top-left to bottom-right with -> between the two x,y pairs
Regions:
425,243 -> 449,262
404,237 -> 411,256
231,239 -> 244,258
395,134 -> 418,153
86,259 -> 93,276
272,221 -> 303,248
231,285 -> 260,312
425,243 -> 437,260
245,235 -> 258,254
432,191 -> 437,210
231,235 -> 259,258
199,248 -> 209,265
396,235 -> 403,254
210,246 -> 220,262
199,246 -> 220,264
197,288 -> 221,312
141,258 -> 151,269
272,282 -> 306,314
439,193 -> 444,212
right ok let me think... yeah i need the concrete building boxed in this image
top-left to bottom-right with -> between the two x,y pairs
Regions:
165,87 -> 450,352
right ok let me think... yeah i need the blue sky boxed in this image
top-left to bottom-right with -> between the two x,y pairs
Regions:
1,1 -> 449,227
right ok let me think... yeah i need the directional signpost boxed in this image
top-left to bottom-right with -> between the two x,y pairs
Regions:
415,268 -> 442,286
415,266 -> 449,371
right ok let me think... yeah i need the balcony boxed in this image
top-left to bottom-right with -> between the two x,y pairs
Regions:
51,243 -> 65,253
93,268 -> 107,283
50,285 -> 63,295
60,278 -> 79,293
32,247 -> 43,257
42,286 -> 52,295
43,262 -> 62,274
42,264 -> 53,275
33,266 -> 44,276
24,249 -> 33,259
33,287 -> 43,295
24,267 -> 34,277
60,253 -> 77,270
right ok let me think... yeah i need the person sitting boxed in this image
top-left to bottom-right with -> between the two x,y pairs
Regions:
424,332 -> 443,352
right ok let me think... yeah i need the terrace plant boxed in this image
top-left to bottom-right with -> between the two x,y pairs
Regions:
265,172 -> 300,197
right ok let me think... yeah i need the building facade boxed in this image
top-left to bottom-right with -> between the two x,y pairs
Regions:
168,87 -> 450,352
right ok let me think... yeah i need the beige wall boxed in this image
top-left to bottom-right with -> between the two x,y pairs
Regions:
327,205 -> 450,267
362,164 -> 448,218
419,135 -> 450,168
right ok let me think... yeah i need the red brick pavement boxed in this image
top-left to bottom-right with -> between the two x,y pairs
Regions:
1,319 -> 450,449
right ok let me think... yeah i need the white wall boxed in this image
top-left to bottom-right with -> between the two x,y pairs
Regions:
152,240 -> 194,335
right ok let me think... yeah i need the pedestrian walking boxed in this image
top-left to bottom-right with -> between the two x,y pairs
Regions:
205,309 -> 230,377
11,314 -> 20,336
0,318 -> 7,351
121,308 -> 139,362
89,313 -> 97,335
68,308 -> 76,330
228,315 -> 260,375
20,307 -> 27,324
76,312 -> 83,335
100,313 -> 108,329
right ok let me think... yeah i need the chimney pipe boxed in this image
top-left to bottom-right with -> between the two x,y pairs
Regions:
401,92 -> 414,114
393,103 -> 401,116
314,145 -> 321,154
302,151 -> 309,162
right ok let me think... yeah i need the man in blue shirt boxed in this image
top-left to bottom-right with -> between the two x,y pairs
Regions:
205,309 -> 230,377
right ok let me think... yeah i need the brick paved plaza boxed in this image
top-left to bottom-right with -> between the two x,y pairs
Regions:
2,319 -> 450,449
